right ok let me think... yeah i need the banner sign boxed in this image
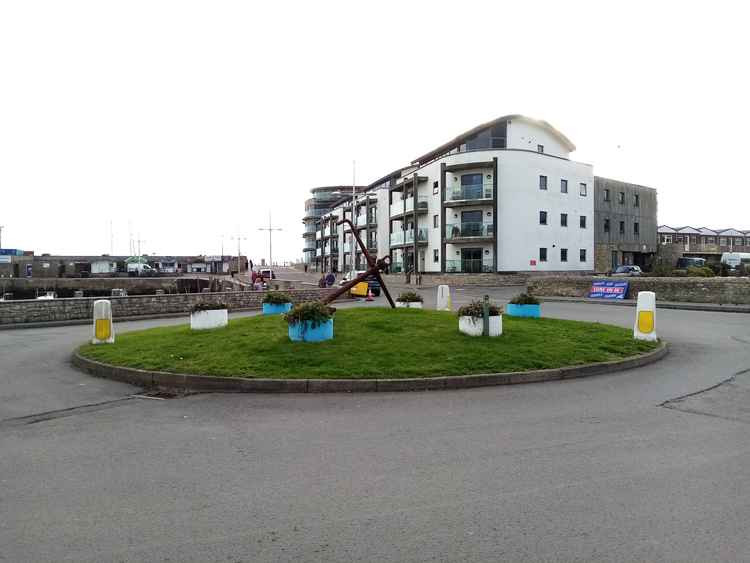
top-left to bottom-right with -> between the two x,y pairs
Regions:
588,280 -> 629,299
0,256 -> 11,263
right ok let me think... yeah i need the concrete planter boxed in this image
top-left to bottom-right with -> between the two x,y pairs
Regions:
459,315 -> 502,337
506,304 -> 541,318
396,301 -> 423,308
262,302 -> 292,315
288,318 -> 334,342
190,309 -> 228,330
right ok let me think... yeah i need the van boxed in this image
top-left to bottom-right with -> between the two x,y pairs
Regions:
721,252 -> 750,270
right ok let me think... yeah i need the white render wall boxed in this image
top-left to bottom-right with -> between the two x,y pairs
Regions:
506,118 -> 572,158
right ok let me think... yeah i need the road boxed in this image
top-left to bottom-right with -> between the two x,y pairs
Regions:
1,288 -> 749,562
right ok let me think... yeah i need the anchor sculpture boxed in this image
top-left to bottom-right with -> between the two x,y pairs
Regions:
320,219 -> 396,308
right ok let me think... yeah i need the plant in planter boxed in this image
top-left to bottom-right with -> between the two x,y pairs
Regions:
457,300 -> 503,337
190,302 -> 228,330
284,301 -> 336,342
395,291 -> 424,309
262,291 -> 293,315
506,293 -> 541,318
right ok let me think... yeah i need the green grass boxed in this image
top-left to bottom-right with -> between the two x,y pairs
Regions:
78,308 -> 659,379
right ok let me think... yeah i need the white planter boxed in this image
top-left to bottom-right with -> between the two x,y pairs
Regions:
459,315 -> 502,337
396,301 -> 423,308
190,309 -> 228,330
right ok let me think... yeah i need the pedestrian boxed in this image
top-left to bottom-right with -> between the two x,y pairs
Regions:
251,270 -> 257,284
325,271 -> 335,287
304,264 -> 308,273
318,275 -> 326,288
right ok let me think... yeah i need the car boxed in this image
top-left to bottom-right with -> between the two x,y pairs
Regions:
676,257 -> 706,269
339,270 -> 381,296
611,265 -> 642,277
259,268 -> 276,280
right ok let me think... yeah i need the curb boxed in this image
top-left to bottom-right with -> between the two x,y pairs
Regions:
71,341 -> 668,394
537,297 -> 750,313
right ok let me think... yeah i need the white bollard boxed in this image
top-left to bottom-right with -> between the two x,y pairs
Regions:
436,285 -> 452,311
633,291 -> 657,341
92,299 -> 115,344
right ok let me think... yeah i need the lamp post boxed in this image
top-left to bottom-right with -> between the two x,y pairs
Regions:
258,211 -> 282,268
231,234 -> 247,275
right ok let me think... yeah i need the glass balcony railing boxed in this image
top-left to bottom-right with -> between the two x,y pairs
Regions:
447,183 -> 493,201
390,229 -> 428,246
445,222 -> 494,239
445,259 -> 493,273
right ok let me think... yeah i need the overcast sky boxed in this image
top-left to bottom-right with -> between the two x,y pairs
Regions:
1,1 -> 748,262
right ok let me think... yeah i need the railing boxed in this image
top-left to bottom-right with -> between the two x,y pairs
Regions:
445,259 -> 493,273
390,229 -> 428,246
445,222 -> 494,239
447,183 -> 493,202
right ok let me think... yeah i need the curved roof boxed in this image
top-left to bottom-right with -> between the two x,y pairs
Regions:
412,114 -> 576,164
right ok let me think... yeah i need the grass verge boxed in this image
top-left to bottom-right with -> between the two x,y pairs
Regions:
78,308 -> 659,379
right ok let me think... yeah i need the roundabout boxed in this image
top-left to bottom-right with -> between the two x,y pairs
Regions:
73,307 -> 664,392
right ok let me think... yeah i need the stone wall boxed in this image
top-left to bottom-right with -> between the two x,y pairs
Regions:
0,288 -> 337,325
528,276 -> 750,304
382,272 -> 531,287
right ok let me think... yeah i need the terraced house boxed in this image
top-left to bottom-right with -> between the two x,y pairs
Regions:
304,115 -> 656,275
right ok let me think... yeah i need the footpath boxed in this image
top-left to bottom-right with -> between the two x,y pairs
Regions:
537,296 -> 750,314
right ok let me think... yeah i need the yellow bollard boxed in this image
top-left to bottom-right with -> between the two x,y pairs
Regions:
92,299 -> 115,344
633,291 -> 657,341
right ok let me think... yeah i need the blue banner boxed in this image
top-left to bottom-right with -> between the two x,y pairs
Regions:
588,280 -> 629,299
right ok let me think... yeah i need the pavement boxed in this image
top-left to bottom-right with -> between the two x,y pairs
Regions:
2,280 -> 750,562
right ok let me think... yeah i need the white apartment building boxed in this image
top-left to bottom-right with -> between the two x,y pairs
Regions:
310,115 -> 596,274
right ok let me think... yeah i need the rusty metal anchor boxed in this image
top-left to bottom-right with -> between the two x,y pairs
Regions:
320,219 -> 396,308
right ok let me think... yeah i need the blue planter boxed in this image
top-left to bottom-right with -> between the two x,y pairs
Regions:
506,303 -> 541,318
288,318 -> 334,342
263,302 -> 293,315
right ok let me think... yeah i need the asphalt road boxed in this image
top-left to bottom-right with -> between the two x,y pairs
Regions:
1,288 -> 750,562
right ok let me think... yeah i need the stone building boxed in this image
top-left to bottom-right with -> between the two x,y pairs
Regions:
593,177 -> 658,272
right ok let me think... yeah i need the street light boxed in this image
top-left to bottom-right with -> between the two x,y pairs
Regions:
258,211 -> 282,268
230,233 -> 247,276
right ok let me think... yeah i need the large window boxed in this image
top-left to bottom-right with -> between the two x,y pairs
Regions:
580,249 -> 587,262
619,221 -> 625,234
433,214 -> 439,228
580,183 -> 587,196
634,194 -> 640,207
461,174 -> 483,199
539,211 -> 548,225
580,215 -> 587,229
604,218 -> 610,232
539,248 -> 548,262
560,248 -> 568,262
560,213 -> 568,227
618,191 -> 625,204
539,175 -> 548,190
561,179 -> 568,193
433,249 -> 439,263
634,222 -> 640,236
603,188 -> 610,201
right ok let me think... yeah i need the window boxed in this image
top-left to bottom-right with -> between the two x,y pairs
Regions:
604,218 -> 610,232
433,181 -> 439,195
560,213 -> 568,227
634,194 -> 640,207
619,221 -> 625,234
539,248 -> 548,262
661,234 -> 672,243
433,214 -> 439,228
539,175 -> 548,190
561,179 -> 568,193
539,211 -> 548,225
618,191 -> 625,204
580,215 -> 587,228
706,237 -> 715,244
579,183 -> 587,196
580,248 -> 587,262
560,248 -> 568,262
720,237 -> 727,245
537,144 -> 544,153
433,249 -> 439,263
603,188 -> 610,201
634,222 -> 640,236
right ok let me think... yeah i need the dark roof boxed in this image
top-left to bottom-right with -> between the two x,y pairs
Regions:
411,114 -> 576,165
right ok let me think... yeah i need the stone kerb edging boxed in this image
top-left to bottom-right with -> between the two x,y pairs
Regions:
72,341 -> 668,393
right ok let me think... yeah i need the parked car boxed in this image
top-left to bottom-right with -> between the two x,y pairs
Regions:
676,257 -> 706,269
339,270 -> 381,296
259,268 -> 276,280
611,265 -> 642,277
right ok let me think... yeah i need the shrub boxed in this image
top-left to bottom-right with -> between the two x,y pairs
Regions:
651,263 -> 673,277
191,302 -> 227,313
396,291 -> 423,303
509,293 -> 540,305
687,266 -> 714,277
262,291 -> 292,305
284,301 -> 335,327
719,262 -> 731,277
457,300 -> 501,318
707,262 -> 722,276
671,269 -> 688,277
735,264 -> 748,277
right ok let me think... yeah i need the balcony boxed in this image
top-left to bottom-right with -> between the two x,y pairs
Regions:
445,183 -> 493,205
445,222 -> 494,241
315,231 -> 322,240
390,229 -> 428,247
303,245 -> 316,252
445,259 -> 493,273
390,198 -> 428,218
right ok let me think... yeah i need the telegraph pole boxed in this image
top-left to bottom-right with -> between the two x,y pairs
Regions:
258,211 -> 282,267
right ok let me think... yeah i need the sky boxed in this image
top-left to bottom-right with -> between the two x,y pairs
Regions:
1,0 -> 748,262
